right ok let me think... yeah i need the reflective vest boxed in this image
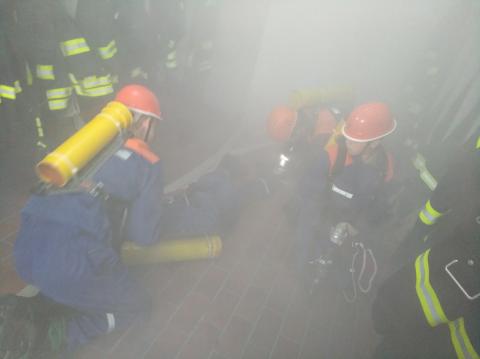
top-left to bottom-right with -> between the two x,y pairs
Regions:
414,248 -> 480,359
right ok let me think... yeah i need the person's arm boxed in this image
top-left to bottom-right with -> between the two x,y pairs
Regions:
127,161 -> 165,246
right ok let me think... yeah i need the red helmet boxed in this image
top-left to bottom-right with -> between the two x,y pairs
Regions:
115,84 -> 161,120
342,102 -> 396,142
267,106 -> 297,142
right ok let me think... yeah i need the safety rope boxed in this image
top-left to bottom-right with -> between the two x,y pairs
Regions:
343,242 -> 378,303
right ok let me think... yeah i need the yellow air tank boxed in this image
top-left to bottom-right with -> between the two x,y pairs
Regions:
121,236 -> 223,265
36,101 -> 132,187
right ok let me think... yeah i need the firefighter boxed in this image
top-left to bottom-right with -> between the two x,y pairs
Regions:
372,156 -> 480,358
115,0 -> 186,88
55,3 -> 115,121
11,85 -> 163,356
294,102 -> 396,294
11,0 -> 72,158
266,85 -> 355,179
267,105 -> 342,180
75,0 -> 121,87
391,136 -> 480,272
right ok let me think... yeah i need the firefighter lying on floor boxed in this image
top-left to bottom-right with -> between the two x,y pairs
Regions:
0,85 -> 269,358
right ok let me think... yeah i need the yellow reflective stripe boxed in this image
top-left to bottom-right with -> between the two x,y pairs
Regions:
60,38 -> 90,56
46,87 -> 72,100
14,81 -> 22,94
166,50 -> 177,69
415,249 -> 449,327
36,65 -> 55,80
82,75 -> 112,89
35,117 -> 45,138
131,67 -> 148,79
476,136 -> 479,150
48,98 -> 69,111
0,85 -> 16,99
69,73 -> 78,84
98,40 -> 118,60
76,84 -> 114,97
413,153 -> 438,191
48,98 -> 69,110
419,200 -> 444,226
449,318 -> 480,359
167,50 -> 176,61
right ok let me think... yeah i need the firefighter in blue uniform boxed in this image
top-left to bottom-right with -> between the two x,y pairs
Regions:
294,102 -> 396,293
12,85 -> 163,355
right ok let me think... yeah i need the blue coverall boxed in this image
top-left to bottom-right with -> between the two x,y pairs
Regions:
14,139 -> 267,351
14,138 -> 164,350
295,143 -> 393,274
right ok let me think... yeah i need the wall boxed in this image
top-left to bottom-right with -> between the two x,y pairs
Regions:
238,0 -> 457,131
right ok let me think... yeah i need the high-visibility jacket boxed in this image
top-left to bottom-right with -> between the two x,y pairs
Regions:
414,145 -> 479,243
373,227 -> 480,359
14,0 -> 73,112
54,5 -> 114,100
75,0 -> 120,82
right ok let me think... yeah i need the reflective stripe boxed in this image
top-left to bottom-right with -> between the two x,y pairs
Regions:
106,313 -> 116,334
70,74 -> 113,97
131,67 -> 148,79
419,200 -> 444,226
166,50 -> 177,69
412,153 -> 438,191
36,65 -> 55,80
449,318 -> 480,359
35,117 -> 45,138
77,84 -> 114,97
0,85 -> 16,100
46,87 -> 72,100
331,184 -> 354,199
48,98 -> 69,111
476,136 -> 479,150
82,75 -> 112,89
14,81 -> 22,94
415,249 -> 449,327
98,40 -> 118,60
60,37 -> 90,57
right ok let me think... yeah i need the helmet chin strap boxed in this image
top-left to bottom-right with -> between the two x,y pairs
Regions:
143,118 -> 153,142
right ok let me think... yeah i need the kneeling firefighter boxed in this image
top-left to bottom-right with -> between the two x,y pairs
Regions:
8,84 -> 164,357
372,155 -> 480,359
294,102 -> 396,298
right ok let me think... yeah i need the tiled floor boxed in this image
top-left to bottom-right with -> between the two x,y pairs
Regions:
0,97 -> 407,359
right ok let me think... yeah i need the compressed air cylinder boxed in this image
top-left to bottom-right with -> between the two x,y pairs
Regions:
121,236 -> 223,265
36,101 -> 132,187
